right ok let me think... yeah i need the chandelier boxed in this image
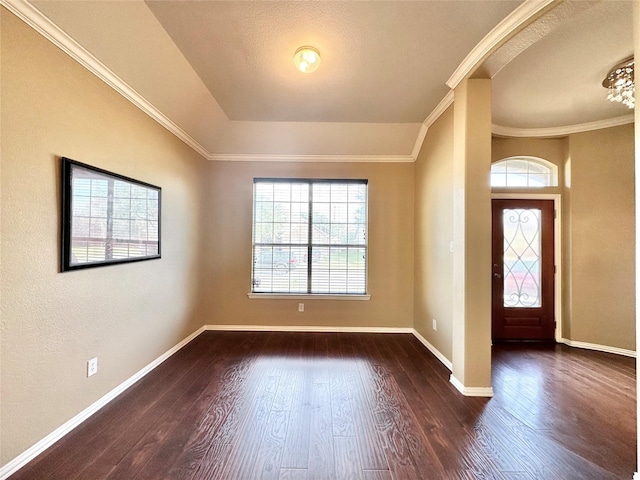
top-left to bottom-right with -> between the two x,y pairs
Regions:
602,57 -> 634,109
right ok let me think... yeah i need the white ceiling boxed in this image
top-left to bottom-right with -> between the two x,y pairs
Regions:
492,0 -> 635,131
21,0 -> 636,159
145,0 -> 521,123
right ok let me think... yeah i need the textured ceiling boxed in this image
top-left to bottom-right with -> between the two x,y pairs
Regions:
145,0 -> 522,123
22,0 -> 636,158
492,0 -> 634,130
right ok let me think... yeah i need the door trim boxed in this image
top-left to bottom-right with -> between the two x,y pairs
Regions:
492,193 -> 562,342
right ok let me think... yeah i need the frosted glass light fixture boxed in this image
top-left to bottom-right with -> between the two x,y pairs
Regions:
293,46 -> 321,73
602,57 -> 634,109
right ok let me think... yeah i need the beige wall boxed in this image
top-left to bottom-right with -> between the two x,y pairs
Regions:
492,136 -> 566,192
199,161 -> 415,329
1,1 -> 636,474
491,135 -> 569,337
491,127 -> 635,351
414,106 -> 455,359
1,8 -> 415,469
567,125 -> 635,350
492,136 -> 566,165
1,9 -> 209,464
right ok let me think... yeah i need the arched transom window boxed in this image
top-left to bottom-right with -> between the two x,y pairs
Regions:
491,157 -> 558,188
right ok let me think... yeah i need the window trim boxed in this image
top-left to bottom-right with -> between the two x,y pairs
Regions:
250,178 -> 369,296
60,157 -> 161,272
247,293 -> 371,300
491,156 -> 558,188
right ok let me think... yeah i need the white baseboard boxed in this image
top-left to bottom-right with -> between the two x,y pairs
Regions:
561,338 -> 636,358
413,333 -> 494,398
19,325 -> 625,477
0,326 -> 206,480
0,324 -> 422,478
633,472 -> 639,480
205,324 -> 413,334
410,329 -> 453,371
449,374 -> 494,397
0,324 -> 422,477
205,325 -> 460,377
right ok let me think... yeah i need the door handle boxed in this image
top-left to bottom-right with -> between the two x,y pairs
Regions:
493,273 -> 502,279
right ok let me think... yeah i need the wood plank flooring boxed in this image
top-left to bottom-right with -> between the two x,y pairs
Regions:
10,332 -> 636,479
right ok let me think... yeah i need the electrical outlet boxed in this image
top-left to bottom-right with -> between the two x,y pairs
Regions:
298,303 -> 304,312
432,319 -> 437,331
87,357 -> 98,377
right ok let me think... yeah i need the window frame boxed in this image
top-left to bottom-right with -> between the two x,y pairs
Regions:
60,157 -> 161,272
491,156 -> 558,188
249,178 -> 370,299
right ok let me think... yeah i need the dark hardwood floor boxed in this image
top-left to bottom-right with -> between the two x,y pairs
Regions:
10,332 -> 636,479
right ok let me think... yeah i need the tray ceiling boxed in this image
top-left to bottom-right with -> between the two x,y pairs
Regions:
21,0 -> 635,159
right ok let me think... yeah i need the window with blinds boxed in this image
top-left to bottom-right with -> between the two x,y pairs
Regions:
252,179 -> 368,295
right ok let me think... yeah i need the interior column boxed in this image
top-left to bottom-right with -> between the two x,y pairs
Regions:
451,78 -> 493,396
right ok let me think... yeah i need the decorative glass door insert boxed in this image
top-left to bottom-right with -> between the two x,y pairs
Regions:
492,199 -> 555,341
502,208 -> 541,308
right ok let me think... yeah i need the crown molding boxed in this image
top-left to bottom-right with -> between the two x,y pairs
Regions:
409,90 -> 455,161
410,124 -> 429,161
2,0 -> 424,165
1,0 -> 212,159
446,0 -> 558,89
492,114 -> 635,138
423,90 -> 454,130
207,153 -> 415,163
16,0 -> 608,163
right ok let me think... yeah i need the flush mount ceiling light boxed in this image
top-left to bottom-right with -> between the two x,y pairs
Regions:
602,56 -> 635,109
293,46 -> 321,73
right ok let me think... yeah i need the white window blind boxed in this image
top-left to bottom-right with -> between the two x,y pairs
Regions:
70,171 -> 159,263
252,179 -> 368,295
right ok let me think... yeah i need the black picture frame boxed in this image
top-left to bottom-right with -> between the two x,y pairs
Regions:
61,157 -> 161,272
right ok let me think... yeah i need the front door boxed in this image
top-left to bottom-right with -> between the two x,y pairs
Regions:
492,199 -> 555,341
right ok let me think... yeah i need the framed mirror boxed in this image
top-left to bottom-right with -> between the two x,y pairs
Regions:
61,157 -> 161,271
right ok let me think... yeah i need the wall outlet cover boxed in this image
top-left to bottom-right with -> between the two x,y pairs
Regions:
87,357 -> 98,377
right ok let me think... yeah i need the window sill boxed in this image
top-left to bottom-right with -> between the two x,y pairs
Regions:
247,293 -> 371,301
